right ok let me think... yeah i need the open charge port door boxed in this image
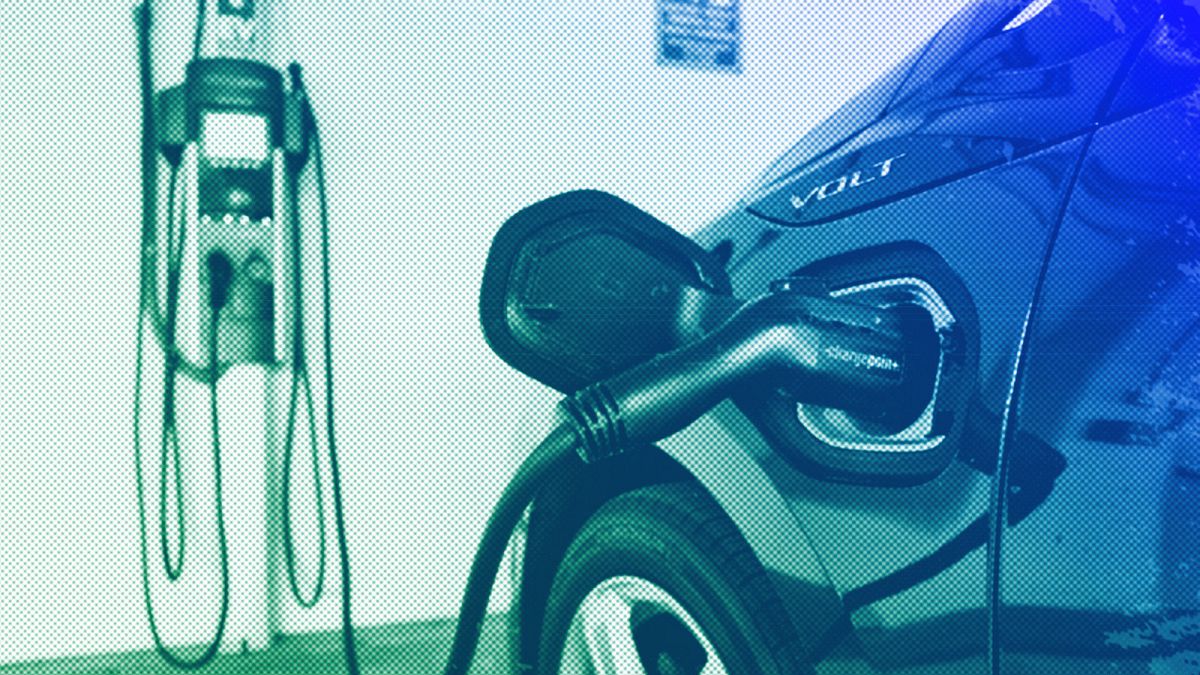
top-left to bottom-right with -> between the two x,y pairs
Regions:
737,242 -> 980,487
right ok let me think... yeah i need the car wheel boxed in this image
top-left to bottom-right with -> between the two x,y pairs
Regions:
537,482 -> 808,674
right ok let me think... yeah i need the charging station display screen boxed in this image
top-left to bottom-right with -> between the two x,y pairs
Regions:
201,112 -> 269,162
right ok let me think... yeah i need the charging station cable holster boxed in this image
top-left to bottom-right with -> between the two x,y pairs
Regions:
153,59 -> 309,367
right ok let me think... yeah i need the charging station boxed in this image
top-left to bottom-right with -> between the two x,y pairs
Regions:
135,0 -> 332,662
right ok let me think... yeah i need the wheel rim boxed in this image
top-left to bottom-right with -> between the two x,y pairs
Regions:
559,575 -> 729,675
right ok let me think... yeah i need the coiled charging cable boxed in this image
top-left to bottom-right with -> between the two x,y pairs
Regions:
132,2 -> 236,668
286,62 -> 359,673
133,228 -> 234,671
280,65 -> 329,612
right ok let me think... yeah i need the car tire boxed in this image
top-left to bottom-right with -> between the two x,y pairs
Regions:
536,482 -> 809,674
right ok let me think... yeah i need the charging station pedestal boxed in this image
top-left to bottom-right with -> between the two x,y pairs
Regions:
173,151 -> 295,655
220,367 -> 280,653
149,0 -> 299,655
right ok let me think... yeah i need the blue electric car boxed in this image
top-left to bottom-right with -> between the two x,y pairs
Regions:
479,1 -> 1200,672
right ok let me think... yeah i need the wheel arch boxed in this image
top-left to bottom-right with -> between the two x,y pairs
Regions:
508,401 -> 846,671
509,440 -> 692,671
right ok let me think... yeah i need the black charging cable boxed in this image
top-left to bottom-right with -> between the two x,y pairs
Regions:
133,2 -> 234,669
159,163 -> 186,582
280,69 -> 328,611
280,317 -> 328,610
192,0 -> 206,61
442,426 -> 580,675
132,243 -> 235,671
285,62 -> 361,674
444,289 -> 938,674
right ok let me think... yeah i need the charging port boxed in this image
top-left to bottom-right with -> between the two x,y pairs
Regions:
796,277 -> 954,453
737,242 -> 980,486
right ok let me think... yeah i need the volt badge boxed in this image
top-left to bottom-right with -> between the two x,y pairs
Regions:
791,153 -> 906,211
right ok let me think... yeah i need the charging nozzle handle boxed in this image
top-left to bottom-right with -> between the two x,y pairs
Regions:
207,252 -> 234,310
561,290 -> 939,462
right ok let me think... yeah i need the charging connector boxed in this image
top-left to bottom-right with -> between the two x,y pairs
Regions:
207,251 -> 234,309
561,288 -> 938,463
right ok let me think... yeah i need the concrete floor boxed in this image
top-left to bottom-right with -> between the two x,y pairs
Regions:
1,615 -> 511,675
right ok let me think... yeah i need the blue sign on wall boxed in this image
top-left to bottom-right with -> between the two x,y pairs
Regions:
657,0 -> 742,73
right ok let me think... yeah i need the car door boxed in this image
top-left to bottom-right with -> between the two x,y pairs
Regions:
999,7 -> 1200,673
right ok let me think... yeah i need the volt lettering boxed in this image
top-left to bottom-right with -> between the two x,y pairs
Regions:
790,153 -> 906,211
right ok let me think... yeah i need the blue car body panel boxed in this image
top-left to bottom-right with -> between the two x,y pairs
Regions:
683,135 -> 1083,675
742,0 -> 1157,229
1001,97 -> 1200,672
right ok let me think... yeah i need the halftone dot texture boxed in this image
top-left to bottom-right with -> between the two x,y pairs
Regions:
11,0 -> 1200,674
998,48 -> 1200,675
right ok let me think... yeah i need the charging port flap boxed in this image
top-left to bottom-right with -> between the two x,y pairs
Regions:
479,190 -> 732,393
